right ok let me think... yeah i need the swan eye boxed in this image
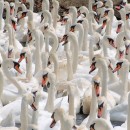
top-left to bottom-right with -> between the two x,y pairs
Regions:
0,64 -> 1,68
51,112 -> 55,118
20,52 -> 26,58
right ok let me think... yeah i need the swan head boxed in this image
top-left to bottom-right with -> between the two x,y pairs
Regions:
10,2 -> 15,15
125,40 -> 130,55
70,25 -> 76,32
92,76 -> 101,97
7,59 -> 22,74
113,61 -> 123,73
50,108 -> 65,128
97,97 -> 106,118
116,20 -> 124,33
115,4 -> 124,12
92,1 -> 104,11
17,11 -> 27,22
41,71 -> 49,88
11,17 -> 17,31
118,46 -> 125,59
104,36 -> 117,49
89,56 -> 112,74
8,45 -> 14,58
23,93 -> 37,111
77,6 -> 88,17
90,118 -> 112,130
60,34 -> 68,45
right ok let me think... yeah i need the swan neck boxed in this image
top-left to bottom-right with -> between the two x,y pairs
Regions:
100,61 -> 108,97
69,35 -> 79,73
20,98 -> 28,130
87,86 -> 97,127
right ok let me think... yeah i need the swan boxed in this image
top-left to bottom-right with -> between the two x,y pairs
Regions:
18,47 -> 34,81
81,76 -> 101,127
61,32 -> 78,74
10,2 -> 15,16
110,59 -> 129,103
50,108 -> 76,130
89,118 -> 113,130
89,56 -> 116,108
42,23 -> 59,77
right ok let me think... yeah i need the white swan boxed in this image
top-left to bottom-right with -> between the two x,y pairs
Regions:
89,56 -> 116,108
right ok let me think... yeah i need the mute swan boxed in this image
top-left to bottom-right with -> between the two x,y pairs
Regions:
90,118 -> 113,130
61,32 -> 78,74
50,108 -> 75,130
81,76 -> 101,127
110,59 -> 129,103
10,2 -> 15,16
42,23 -> 59,78
89,56 -> 116,108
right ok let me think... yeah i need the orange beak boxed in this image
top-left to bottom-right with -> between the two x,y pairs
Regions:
15,65 -> 22,74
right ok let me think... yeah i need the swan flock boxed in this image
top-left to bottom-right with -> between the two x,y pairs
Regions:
0,0 -> 130,130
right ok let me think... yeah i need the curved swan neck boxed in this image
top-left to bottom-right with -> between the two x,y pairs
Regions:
43,11 -> 53,26
46,30 -> 58,54
42,0 -> 49,11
